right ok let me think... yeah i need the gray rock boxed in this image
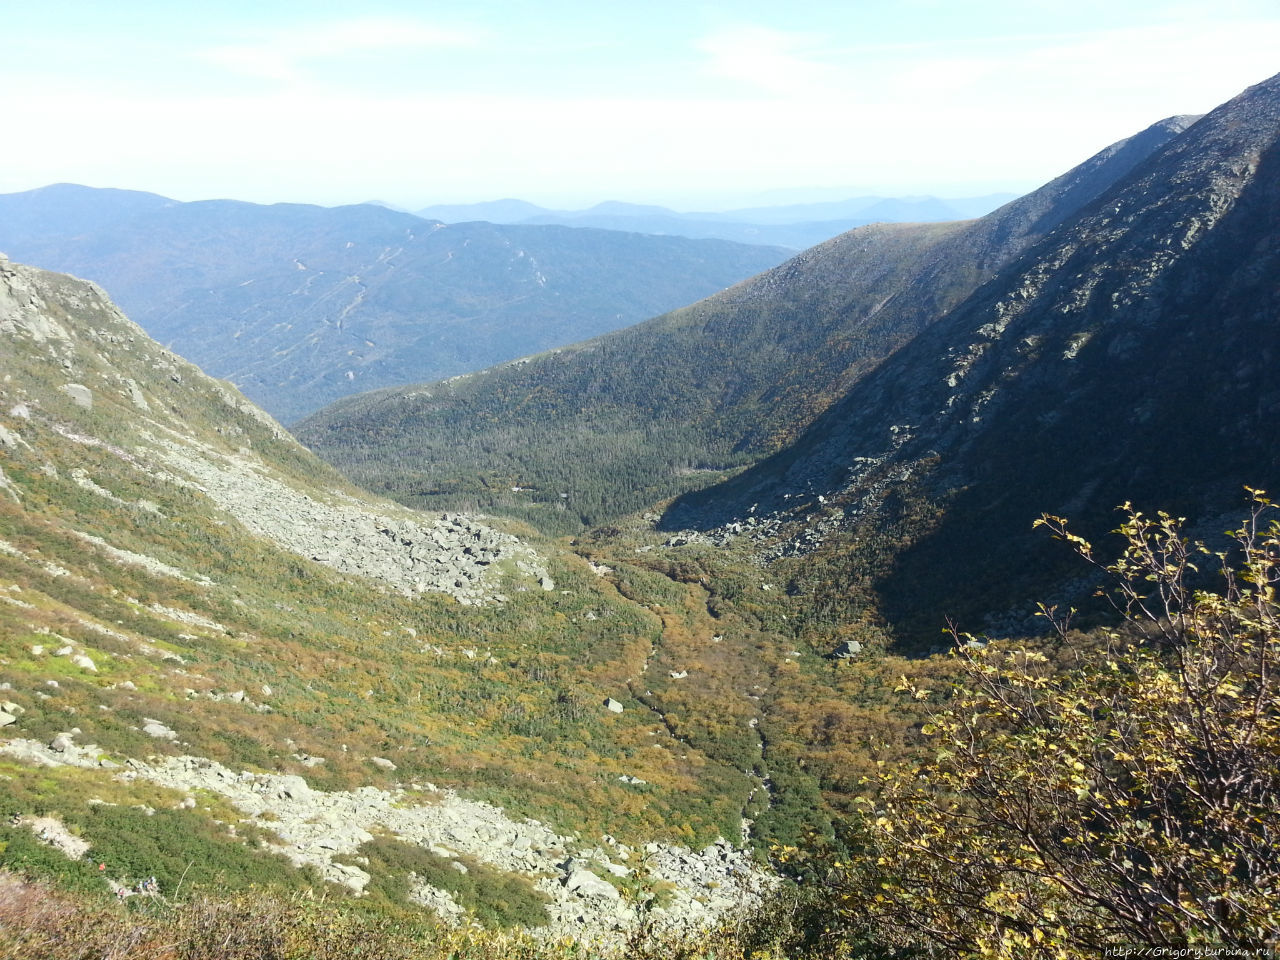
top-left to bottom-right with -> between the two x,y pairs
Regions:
273,774 -> 311,800
832,640 -> 862,659
603,698 -> 624,714
49,733 -> 74,752
60,383 -> 93,409
141,720 -> 177,740
564,868 -> 620,900
0,711 -> 17,728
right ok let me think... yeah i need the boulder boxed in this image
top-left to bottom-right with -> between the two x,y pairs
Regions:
60,384 -> 93,410
142,720 -> 177,740
832,640 -> 862,659
603,698 -> 624,714
273,774 -> 312,800
49,733 -> 74,752
564,868 -> 620,900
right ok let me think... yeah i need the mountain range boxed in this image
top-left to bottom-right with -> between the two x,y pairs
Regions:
302,72 -> 1280,648
1,69 -> 1278,955
297,112 -> 1198,536
0,186 -> 789,422
415,193 -> 1017,249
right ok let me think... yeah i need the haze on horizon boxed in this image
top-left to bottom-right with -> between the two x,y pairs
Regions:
5,0 -> 1279,212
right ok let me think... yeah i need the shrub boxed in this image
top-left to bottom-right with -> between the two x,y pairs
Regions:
811,493 -> 1280,955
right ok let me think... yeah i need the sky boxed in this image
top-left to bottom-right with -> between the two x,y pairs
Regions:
4,0 -> 1279,211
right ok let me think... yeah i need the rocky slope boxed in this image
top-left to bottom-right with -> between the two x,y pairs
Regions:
2,736 -> 768,940
0,186 -> 789,421
664,71 -> 1280,643
0,256 -> 546,602
297,115 -> 1195,532
0,257 -> 777,941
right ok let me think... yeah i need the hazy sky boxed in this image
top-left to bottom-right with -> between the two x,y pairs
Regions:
5,0 -> 1279,209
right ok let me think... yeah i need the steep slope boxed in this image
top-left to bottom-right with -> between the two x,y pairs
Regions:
0,259 -> 778,936
298,115 -> 1194,533
0,188 -> 789,422
665,72 -> 1280,645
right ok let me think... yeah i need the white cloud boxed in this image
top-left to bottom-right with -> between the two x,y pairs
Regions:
697,25 -> 843,96
4,13 -> 1278,207
202,17 -> 480,83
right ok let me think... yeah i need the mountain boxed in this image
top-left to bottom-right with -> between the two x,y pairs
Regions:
415,198 -> 551,222
663,72 -> 1280,646
0,256 -> 799,939
0,182 -> 175,247
1,254 -> 964,950
297,115 -> 1195,534
416,193 -> 1019,250
0,188 -> 789,422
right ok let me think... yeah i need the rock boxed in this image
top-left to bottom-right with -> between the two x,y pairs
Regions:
71,654 -> 97,672
603,698 -> 624,714
832,640 -> 862,659
141,720 -> 177,740
273,774 -> 311,800
0,711 -> 17,728
0,701 -> 24,716
564,868 -> 620,900
49,733 -> 74,752
60,383 -> 93,409
370,756 -> 397,771
669,670 -> 688,679
540,576 -> 555,591
450,860 -> 469,875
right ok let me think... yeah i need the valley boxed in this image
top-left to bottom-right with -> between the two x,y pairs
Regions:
1,70 -> 1278,958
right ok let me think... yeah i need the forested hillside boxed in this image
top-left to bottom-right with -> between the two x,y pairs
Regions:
297,114 -> 1193,533
0,185 -> 788,422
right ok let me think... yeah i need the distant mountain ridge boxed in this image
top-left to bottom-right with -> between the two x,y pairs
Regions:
0,186 -> 789,422
298,115 -> 1196,533
415,193 -> 1017,250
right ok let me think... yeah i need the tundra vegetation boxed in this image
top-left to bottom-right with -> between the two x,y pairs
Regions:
4,496 -> 1276,956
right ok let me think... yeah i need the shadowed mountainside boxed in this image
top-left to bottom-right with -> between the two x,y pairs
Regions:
665,72 -> 1280,646
297,115 -> 1195,533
